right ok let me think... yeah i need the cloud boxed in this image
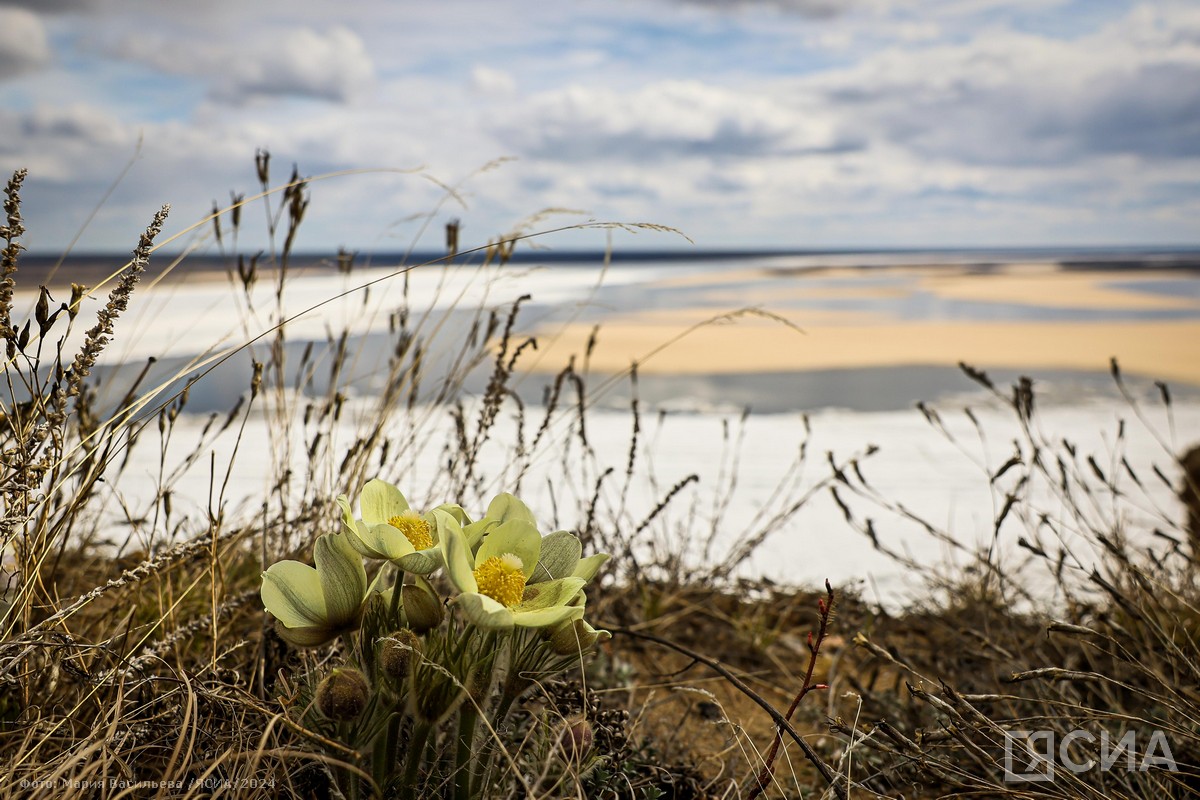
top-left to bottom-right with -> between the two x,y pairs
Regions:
1068,62 -> 1200,159
2,0 -> 1199,250
0,0 -> 97,12
470,66 -> 517,97
115,25 -> 374,104
496,80 -> 861,162
0,9 -> 49,79
669,0 -> 854,17
808,9 -> 1200,167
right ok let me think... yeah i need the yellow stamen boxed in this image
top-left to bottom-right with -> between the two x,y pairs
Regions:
387,512 -> 434,551
473,554 -> 526,608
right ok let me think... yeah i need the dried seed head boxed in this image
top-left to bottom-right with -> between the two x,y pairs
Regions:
68,283 -> 87,321
255,148 -> 270,186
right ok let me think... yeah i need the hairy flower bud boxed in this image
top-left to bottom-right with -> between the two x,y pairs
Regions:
316,668 -> 370,721
402,580 -> 444,634
380,629 -> 421,684
557,716 -> 594,760
465,663 -> 492,703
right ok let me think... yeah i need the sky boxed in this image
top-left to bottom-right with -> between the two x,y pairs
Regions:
0,0 -> 1198,254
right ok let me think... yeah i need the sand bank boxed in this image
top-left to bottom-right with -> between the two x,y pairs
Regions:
920,267 -> 1196,311
521,262 -> 1200,388
526,318 -> 1200,386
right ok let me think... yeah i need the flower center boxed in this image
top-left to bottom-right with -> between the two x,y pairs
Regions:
473,554 -> 526,608
387,512 -> 434,551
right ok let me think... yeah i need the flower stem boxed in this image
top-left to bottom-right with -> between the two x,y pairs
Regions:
400,720 -> 430,800
477,639 -> 524,793
389,566 -> 405,625
339,721 -> 361,800
454,703 -> 479,800
373,711 -> 398,790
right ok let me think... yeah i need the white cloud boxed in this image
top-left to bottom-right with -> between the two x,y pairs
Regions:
1,0 -> 1199,250
115,25 -> 374,104
0,8 -> 49,79
671,0 -> 852,15
805,8 -> 1200,166
495,80 -> 859,162
470,65 -> 517,97
0,0 -> 97,12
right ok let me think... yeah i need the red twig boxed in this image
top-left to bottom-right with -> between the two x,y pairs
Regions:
747,579 -> 836,800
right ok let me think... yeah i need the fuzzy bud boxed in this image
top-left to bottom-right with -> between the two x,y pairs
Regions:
316,668 -> 370,721
402,581 -> 444,634
465,664 -> 492,703
557,717 -> 594,760
380,629 -> 421,684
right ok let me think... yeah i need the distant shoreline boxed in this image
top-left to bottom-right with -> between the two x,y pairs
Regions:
10,247 -> 1200,290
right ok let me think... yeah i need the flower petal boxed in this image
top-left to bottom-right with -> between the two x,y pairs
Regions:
483,493 -> 537,527
517,577 -> 586,611
274,621 -> 338,648
336,495 -> 358,534
344,518 -> 389,560
439,510 -> 478,594
571,553 -> 609,583
532,531 -> 582,583
396,549 -> 443,575
476,519 -> 540,579
432,502 -> 472,527
453,592 -> 514,630
315,533 -> 367,626
512,604 -> 584,629
462,519 -> 493,551
359,479 -> 409,525
261,561 -> 327,628
366,522 -> 417,561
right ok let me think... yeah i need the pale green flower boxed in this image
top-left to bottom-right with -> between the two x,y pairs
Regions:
466,494 -> 609,584
261,532 -> 368,647
338,479 -> 468,574
441,513 -> 585,631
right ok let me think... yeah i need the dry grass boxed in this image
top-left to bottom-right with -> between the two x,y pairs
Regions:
0,160 -> 1197,799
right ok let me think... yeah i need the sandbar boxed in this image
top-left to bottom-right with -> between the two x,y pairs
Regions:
520,262 -> 1200,388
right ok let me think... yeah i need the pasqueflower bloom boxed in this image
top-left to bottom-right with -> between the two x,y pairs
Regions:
260,532 -> 368,647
